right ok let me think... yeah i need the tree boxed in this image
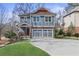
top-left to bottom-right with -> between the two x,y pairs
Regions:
67,22 -> 75,36
58,29 -> 64,35
54,28 -> 58,38
65,3 -> 79,12
13,3 -> 30,15
13,3 -> 35,38
68,3 -> 79,7
0,4 -> 8,40
13,3 -> 45,15
68,22 -> 74,32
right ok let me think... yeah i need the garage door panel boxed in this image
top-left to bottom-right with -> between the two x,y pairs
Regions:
48,30 -> 52,37
43,30 -> 48,37
32,29 -> 53,38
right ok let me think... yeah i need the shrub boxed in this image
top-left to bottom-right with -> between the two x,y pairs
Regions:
4,31 -> 17,43
58,29 -> 64,35
74,33 -> 79,37
4,31 -> 16,38
66,22 -> 75,36
55,35 -> 64,38
65,31 -> 72,36
54,28 -> 64,38
54,28 -> 58,38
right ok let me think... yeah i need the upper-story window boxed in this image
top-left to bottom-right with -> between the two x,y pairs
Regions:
45,17 -> 52,22
40,16 -> 44,18
20,17 -> 25,23
45,17 -> 48,22
49,17 -> 51,22
27,16 -> 30,19
44,16 -> 52,26
37,17 -> 39,22
24,19 -> 27,23
33,17 -> 36,22
20,17 -> 24,19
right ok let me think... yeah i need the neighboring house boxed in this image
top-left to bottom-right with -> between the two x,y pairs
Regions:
64,6 -> 79,33
18,7 -> 56,38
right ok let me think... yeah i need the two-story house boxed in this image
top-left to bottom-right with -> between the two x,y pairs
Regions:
18,7 -> 56,38
64,6 -> 79,33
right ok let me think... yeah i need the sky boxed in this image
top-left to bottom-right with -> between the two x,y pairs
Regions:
1,3 -> 68,19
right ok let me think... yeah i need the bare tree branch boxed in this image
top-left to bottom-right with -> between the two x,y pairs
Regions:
0,4 -> 8,40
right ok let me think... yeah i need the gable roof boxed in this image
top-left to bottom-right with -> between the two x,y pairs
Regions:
32,7 -> 55,15
19,7 -> 56,16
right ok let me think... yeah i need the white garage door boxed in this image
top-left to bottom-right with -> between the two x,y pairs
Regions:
32,29 -> 53,38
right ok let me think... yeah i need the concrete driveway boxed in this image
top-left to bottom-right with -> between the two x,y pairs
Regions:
31,39 -> 79,56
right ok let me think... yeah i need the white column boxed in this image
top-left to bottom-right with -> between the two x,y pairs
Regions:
39,16 -> 41,26
42,29 -> 43,38
52,29 -> 53,38
23,17 -> 25,24
36,16 -> 37,26
26,17 -> 27,24
31,16 -> 32,25
47,30 -> 48,38
51,16 -> 52,26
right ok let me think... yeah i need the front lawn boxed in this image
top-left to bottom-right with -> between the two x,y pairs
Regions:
0,41 -> 49,56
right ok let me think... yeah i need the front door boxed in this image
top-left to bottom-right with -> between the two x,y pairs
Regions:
27,28 -> 30,36
21,27 -> 30,36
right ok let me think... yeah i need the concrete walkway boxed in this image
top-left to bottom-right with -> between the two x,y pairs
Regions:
31,39 -> 79,56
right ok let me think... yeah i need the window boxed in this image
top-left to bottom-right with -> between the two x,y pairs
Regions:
37,17 -> 39,21
44,17 -> 49,26
27,17 -> 30,19
32,17 -> 37,25
52,16 -> 54,22
26,18 -> 30,24
33,17 -> 36,21
37,17 -> 41,25
49,17 -> 51,22
45,17 -> 48,22
40,16 -> 44,18
20,17 -> 24,19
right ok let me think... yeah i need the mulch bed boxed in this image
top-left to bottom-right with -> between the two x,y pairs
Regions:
0,40 -> 9,45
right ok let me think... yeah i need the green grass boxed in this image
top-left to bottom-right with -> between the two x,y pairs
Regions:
0,41 -> 49,56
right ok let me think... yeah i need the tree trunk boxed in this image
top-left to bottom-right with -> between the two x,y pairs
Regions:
0,35 -> 1,40
0,29 -> 2,40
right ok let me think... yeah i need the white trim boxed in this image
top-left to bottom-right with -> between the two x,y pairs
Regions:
51,29 -> 53,37
32,25 -> 54,27
42,29 -> 43,37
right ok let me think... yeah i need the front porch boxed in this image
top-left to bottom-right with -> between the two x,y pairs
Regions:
20,27 -> 31,38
